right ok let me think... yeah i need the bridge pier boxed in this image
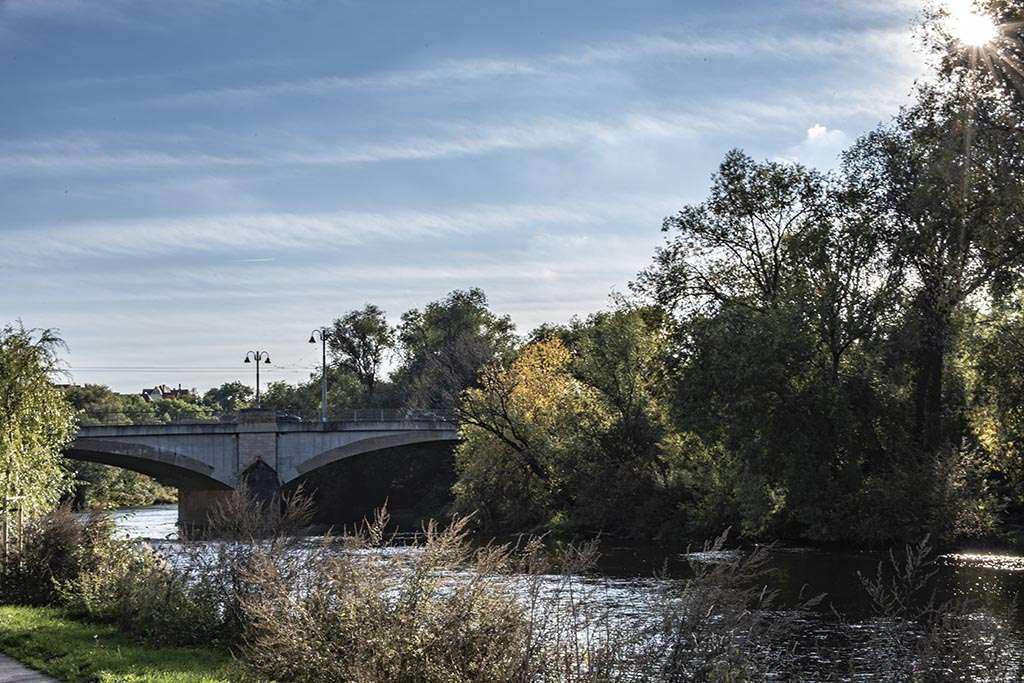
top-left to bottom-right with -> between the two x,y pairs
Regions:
178,410 -> 283,528
178,489 -> 235,527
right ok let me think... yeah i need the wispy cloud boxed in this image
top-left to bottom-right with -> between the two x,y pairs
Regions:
0,88 -> 909,177
148,58 -> 546,107
145,26 -> 919,107
2,196 -> 678,266
0,0 -> 129,24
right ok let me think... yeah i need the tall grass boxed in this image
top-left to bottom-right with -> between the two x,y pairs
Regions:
2,494 -> 1021,681
855,536 -> 1023,681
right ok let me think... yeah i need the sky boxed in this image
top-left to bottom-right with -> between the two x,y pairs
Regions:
1,0 -> 929,393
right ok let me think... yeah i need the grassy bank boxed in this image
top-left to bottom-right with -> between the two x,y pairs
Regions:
0,606 -> 246,683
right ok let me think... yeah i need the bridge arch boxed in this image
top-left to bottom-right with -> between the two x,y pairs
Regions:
67,438 -> 232,490
286,430 -> 460,486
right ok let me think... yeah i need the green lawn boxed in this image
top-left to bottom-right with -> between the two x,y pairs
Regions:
0,606 -> 250,682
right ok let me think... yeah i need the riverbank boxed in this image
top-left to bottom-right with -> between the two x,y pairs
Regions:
0,606 -> 245,682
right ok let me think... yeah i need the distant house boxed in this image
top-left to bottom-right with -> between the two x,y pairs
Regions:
141,384 -> 197,402
141,387 -> 163,402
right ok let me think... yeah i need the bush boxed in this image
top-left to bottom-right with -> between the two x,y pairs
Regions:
235,507 -> 651,682
0,507 -> 113,606
644,530 -> 823,681
60,485 -> 316,648
237,509 -> 532,682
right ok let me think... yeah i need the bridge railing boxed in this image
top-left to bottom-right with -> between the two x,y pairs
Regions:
75,407 -> 458,427
285,408 -> 458,424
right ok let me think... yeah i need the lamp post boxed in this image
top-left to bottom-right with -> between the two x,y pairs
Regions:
243,350 -> 271,408
309,328 -> 331,422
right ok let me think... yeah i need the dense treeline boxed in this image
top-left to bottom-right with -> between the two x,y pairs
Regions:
454,6 -> 1024,545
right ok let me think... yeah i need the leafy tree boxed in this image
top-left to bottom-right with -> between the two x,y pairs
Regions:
328,304 -> 394,399
931,0 -> 1024,110
966,290 -> 1024,525
455,338 -> 607,531
394,289 -> 517,409
456,308 -> 680,537
62,385 -> 176,508
633,151 -> 914,539
261,368 -> 364,417
636,150 -> 824,313
844,74 -> 1024,457
564,307 -> 670,473
791,176 -> 903,380
152,398 -> 212,423
65,384 -> 144,425
0,324 -> 77,517
202,381 -> 254,414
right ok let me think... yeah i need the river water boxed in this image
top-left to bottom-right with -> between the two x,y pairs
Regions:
106,504 -> 1024,679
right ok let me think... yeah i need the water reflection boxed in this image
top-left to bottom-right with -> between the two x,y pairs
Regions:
106,503 -> 178,541
944,552 -> 1024,573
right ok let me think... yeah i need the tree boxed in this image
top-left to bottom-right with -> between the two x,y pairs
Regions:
844,76 -> 1024,457
328,304 -> 393,399
393,289 -> 517,409
202,381 -> 254,414
791,176 -> 903,380
931,0 -> 1024,110
0,324 -> 77,519
636,150 -> 824,314
455,309 -> 683,537
633,151 -> 913,539
261,368 -> 365,416
454,338 -> 607,531
152,398 -> 212,423
564,306 -> 670,471
65,384 -> 154,425
965,289 -> 1024,522
63,385 -> 176,508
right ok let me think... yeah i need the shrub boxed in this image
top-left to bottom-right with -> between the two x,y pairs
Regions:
236,509 -> 530,682
0,507 -> 113,606
60,485 -> 317,648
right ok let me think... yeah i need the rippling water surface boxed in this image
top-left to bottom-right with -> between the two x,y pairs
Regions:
106,505 -> 1024,680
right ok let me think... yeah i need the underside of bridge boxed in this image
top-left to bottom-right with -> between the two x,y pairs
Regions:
66,442 -> 230,491
283,441 -> 458,530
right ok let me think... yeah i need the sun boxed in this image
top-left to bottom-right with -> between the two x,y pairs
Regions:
947,0 -> 998,47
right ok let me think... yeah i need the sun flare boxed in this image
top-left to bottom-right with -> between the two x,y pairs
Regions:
947,0 -> 998,46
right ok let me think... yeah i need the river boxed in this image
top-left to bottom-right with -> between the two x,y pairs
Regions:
106,504 -> 1024,679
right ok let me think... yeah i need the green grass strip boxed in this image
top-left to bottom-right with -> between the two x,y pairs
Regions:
0,606 -> 249,682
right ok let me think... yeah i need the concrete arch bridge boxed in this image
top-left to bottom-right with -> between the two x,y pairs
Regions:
67,409 -> 459,526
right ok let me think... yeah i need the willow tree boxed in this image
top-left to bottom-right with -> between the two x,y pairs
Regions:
0,324 -> 77,520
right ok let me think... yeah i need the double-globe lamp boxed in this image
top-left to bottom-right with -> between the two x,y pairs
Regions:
243,350 -> 271,408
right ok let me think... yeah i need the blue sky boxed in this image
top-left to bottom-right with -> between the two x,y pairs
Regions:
2,0 -> 927,393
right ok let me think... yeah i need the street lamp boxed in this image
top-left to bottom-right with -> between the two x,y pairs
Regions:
309,328 -> 331,422
243,350 -> 271,408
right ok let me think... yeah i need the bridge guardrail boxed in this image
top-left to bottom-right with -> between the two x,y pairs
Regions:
76,407 -> 458,427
